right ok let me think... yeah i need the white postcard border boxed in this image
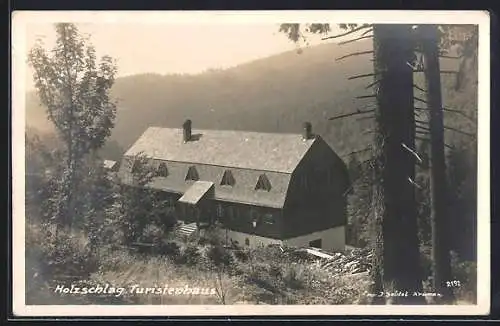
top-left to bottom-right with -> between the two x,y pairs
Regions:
12,10 -> 491,316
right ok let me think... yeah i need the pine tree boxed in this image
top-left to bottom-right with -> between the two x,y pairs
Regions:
279,23 -> 425,304
418,24 -> 455,303
370,24 -> 424,304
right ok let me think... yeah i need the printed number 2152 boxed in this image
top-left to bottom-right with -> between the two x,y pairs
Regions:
446,280 -> 461,287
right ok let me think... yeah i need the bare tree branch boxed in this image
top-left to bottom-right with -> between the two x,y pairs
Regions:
414,96 -> 428,104
365,79 -> 380,89
328,109 -> 375,121
401,143 -> 423,164
342,147 -> 372,157
416,131 -> 430,136
444,125 -> 476,138
413,69 -> 458,74
336,50 -> 374,62
414,107 -> 476,123
361,28 -> 374,36
321,24 -> 373,40
415,50 -> 462,59
444,143 -> 454,150
414,110 -> 423,118
338,35 -> 373,45
413,84 -> 426,92
416,136 -> 454,150
416,125 -> 431,131
348,73 -> 378,80
356,94 -> 377,100
439,55 -> 462,59
408,177 -> 422,189
415,119 -> 428,125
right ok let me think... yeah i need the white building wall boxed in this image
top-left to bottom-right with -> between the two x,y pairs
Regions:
222,229 -> 283,249
220,226 -> 345,251
282,226 -> 345,252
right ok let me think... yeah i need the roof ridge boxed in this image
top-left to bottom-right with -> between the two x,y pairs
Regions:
146,125 -> 307,137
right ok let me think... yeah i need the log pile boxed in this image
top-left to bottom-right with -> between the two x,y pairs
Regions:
291,246 -> 373,275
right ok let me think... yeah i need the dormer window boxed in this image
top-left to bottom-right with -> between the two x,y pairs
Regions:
255,174 -> 272,192
185,166 -> 199,181
220,170 -> 235,187
156,162 -> 168,177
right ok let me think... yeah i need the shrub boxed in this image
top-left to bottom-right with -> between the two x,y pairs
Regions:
283,264 -> 303,289
450,251 -> 477,303
180,244 -> 201,266
207,245 -> 234,268
140,223 -> 164,245
269,263 -> 282,279
159,241 -> 181,259
98,248 -> 136,273
197,236 -> 210,246
234,249 -> 249,262
419,246 -> 433,283
27,223 -> 99,281
286,249 -> 315,263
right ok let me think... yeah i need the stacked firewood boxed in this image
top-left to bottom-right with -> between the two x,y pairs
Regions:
303,247 -> 373,275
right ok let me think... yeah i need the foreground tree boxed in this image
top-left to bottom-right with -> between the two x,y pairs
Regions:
28,23 -> 117,232
418,24 -> 455,303
279,23 -> 425,304
370,24 -> 424,304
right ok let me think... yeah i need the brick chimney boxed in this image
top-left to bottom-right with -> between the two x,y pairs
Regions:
183,119 -> 192,143
302,122 -> 313,140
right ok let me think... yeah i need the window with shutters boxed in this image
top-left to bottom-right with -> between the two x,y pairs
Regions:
185,166 -> 199,181
157,162 -> 169,177
255,174 -> 272,191
220,170 -> 235,186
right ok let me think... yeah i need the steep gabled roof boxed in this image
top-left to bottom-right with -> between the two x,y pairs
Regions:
124,127 -> 317,173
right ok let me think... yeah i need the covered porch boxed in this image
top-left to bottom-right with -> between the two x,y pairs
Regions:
177,181 -> 216,228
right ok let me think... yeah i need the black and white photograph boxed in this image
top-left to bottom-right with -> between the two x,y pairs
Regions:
12,10 -> 490,316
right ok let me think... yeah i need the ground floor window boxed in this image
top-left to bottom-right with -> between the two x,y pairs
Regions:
309,239 -> 322,248
216,203 -> 223,217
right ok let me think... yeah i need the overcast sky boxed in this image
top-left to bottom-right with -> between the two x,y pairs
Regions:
23,22 -> 341,89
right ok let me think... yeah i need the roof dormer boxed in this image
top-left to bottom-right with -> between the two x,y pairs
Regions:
185,166 -> 199,181
255,174 -> 272,192
221,170 -> 235,187
156,162 -> 169,177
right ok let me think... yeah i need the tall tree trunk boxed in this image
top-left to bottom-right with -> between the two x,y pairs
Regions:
420,24 -> 455,303
370,24 -> 425,304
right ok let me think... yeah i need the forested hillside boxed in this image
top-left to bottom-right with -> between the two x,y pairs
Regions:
25,39 -> 476,162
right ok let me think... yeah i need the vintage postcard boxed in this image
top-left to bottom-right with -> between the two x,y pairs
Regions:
12,10 -> 490,317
